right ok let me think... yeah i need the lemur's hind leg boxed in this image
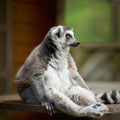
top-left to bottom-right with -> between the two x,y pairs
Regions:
66,86 -> 96,106
45,87 -> 108,118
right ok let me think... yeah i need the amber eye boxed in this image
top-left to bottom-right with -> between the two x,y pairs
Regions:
66,34 -> 71,39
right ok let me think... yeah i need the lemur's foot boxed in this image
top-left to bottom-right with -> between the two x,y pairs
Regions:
85,102 -> 109,118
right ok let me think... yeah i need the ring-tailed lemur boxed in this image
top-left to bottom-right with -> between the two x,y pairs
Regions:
16,25 -> 120,118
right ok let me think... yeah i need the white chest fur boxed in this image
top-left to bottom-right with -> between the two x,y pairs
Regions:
44,54 -> 72,92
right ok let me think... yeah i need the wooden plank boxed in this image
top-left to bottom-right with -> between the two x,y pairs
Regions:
0,24 -> 6,32
0,95 -> 120,114
6,0 -> 13,94
12,2 -> 55,24
13,23 -> 45,43
0,100 -> 47,113
12,0 -> 42,4
0,94 -> 20,101
0,95 -> 47,113
13,63 -> 23,75
108,104 -> 120,114
13,0 -> 55,7
13,44 -> 35,64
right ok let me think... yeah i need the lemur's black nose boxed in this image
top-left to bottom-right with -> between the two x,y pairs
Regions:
72,41 -> 80,47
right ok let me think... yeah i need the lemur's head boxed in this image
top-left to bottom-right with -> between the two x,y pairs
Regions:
47,25 -> 80,48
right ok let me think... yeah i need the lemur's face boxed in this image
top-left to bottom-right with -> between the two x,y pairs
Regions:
49,26 -> 80,47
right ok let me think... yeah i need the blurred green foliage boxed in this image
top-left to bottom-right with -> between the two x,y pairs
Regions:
65,0 -> 112,43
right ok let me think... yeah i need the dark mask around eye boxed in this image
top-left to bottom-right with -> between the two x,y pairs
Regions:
66,34 -> 72,40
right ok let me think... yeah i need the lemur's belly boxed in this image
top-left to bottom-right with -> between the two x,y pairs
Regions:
44,65 -> 72,92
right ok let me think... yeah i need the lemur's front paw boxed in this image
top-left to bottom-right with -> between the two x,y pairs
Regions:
41,102 -> 55,115
86,102 -> 109,118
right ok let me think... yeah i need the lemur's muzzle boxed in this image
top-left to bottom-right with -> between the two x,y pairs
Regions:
70,40 -> 80,47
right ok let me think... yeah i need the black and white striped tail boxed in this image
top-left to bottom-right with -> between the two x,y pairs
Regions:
96,90 -> 120,104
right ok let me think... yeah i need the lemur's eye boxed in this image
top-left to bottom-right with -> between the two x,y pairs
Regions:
66,34 -> 71,39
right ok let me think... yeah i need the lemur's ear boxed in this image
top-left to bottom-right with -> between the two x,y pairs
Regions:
51,26 -> 63,38
55,28 -> 61,38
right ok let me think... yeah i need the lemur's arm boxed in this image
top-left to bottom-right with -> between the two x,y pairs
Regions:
68,53 -> 89,90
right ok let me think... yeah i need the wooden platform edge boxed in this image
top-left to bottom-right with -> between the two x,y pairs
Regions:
0,94 -> 120,114
0,100 -> 47,113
